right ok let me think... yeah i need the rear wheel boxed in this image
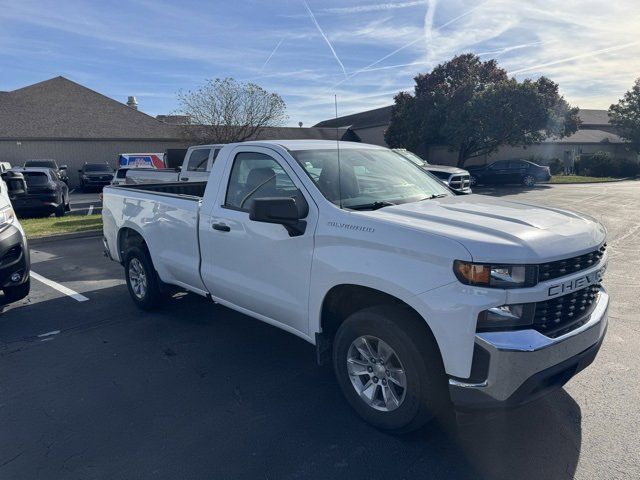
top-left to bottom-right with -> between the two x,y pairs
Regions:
124,246 -> 162,310
333,305 -> 449,433
54,203 -> 66,217
522,174 -> 536,187
2,279 -> 30,304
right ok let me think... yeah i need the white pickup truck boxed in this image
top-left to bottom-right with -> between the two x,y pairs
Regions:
125,144 -> 223,185
102,140 -> 609,432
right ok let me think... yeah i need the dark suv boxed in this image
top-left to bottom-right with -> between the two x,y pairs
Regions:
24,159 -> 69,185
78,163 -> 114,191
467,159 -> 551,187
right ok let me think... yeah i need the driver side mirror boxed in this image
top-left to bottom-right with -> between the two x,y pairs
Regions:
249,197 -> 306,237
60,165 -> 67,170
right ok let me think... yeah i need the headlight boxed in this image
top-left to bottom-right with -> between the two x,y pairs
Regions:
477,303 -> 535,331
0,206 -> 16,231
453,260 -> 537,288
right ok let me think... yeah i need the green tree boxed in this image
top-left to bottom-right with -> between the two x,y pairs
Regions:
609,78 -> 640,153
385,54 -> 580,167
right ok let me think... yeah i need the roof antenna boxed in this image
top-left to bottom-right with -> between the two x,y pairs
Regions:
335,94 -> 343,209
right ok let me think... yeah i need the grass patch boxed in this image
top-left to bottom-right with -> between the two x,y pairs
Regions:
20,214 -> 102,239
549,175 -> 623,184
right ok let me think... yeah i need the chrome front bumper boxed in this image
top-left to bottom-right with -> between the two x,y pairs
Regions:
449,287 -> 609,408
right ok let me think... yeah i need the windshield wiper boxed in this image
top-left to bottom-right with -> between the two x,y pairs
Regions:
348,201 -> 396,211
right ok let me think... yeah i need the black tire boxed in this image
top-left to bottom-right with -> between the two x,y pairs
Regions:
3,279 -> 30,304
54,203 -> 66,217
124,246 -> 162,311
522,174 -> 536,187
333,305 -> 449,433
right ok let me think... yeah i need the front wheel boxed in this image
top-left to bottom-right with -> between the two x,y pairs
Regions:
522,174 -> 536,187
333,305 -> 449,433
469,175 -> 478,187
124,246 -> 162,310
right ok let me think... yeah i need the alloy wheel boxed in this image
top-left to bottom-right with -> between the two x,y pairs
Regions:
128,258 -> 148,299
346,335 -> 407,412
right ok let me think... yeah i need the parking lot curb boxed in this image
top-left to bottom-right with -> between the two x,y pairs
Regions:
28,230 -> 102,247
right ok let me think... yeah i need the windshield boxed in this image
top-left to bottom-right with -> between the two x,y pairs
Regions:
292,148 -> 451,209
23,172 -> 50,186
84,164 -> 112,172
25,160 -> 56,168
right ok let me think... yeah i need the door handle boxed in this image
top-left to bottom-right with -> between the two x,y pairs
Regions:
180,177 -> 189,181
212,222 -> 231,232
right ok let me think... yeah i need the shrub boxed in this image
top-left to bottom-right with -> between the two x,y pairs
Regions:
578,151 -> 639,177
547,158 -> 563,175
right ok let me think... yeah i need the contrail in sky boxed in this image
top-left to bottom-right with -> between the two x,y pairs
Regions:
323,1 -> 426,14
303,1 -> 348,78
507,41 -> 640,75
334,1 -> 489,87
260,37 -> 284,71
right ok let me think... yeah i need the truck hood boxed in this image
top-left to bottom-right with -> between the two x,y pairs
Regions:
366,194 -> 606,263
424,165 -> 468,175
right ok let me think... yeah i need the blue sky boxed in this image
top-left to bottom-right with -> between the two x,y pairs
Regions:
1,0 -> 639,126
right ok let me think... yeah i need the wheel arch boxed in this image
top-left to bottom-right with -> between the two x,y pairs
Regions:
117,225 -> 149,263
316,283 -> 444,366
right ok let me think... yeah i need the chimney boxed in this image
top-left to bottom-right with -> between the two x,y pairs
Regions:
127,96 -> 138,110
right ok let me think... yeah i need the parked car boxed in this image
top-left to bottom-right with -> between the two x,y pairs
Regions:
103,140 -> 608,433
393,149 -> 472,194
467,159 -> 551,187
78,163 -> 115,191
0,172 -> 30,304
111,168 -> 130,186
24,159 -> 69,185
125,145 -> 223,185
10,167 -> 70,217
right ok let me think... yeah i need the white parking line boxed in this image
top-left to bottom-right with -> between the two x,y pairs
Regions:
37,330 -> 60,337
87,205 -> 94,215
30,272 -> 89,302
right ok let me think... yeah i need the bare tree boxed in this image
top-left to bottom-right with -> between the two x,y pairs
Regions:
176,78 -> 287,144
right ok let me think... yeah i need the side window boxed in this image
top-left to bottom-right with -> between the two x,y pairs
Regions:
224,152 -> 300,211
508,161 -> 525,169
187,149 -> 211,172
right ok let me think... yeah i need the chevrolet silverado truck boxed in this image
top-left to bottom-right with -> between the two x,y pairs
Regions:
125,144 -> 223,185
102,140 -> 609,432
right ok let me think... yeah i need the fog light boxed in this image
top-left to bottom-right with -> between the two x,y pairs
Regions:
10,272 -> 21,282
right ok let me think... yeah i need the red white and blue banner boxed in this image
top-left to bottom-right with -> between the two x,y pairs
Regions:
118,153 -> 165,169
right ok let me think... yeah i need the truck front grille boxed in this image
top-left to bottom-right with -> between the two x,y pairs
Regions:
449,175 -> 470,189
533,284 -> 601,338
538,244 -> 606,282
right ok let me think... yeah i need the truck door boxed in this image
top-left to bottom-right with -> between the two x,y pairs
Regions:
181,147 -> 213,182
199,146 -> 318,336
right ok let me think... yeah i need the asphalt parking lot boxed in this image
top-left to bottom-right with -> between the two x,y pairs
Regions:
1,181 -> 639,480
67,190 -> 103,216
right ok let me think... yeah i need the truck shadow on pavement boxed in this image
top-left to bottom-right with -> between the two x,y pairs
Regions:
0,288 -> 581,480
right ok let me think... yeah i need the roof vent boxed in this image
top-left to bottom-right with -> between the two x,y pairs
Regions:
127,96 -> 138,110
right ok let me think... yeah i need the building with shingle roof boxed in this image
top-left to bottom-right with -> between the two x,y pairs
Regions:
0,77 -> 357,184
